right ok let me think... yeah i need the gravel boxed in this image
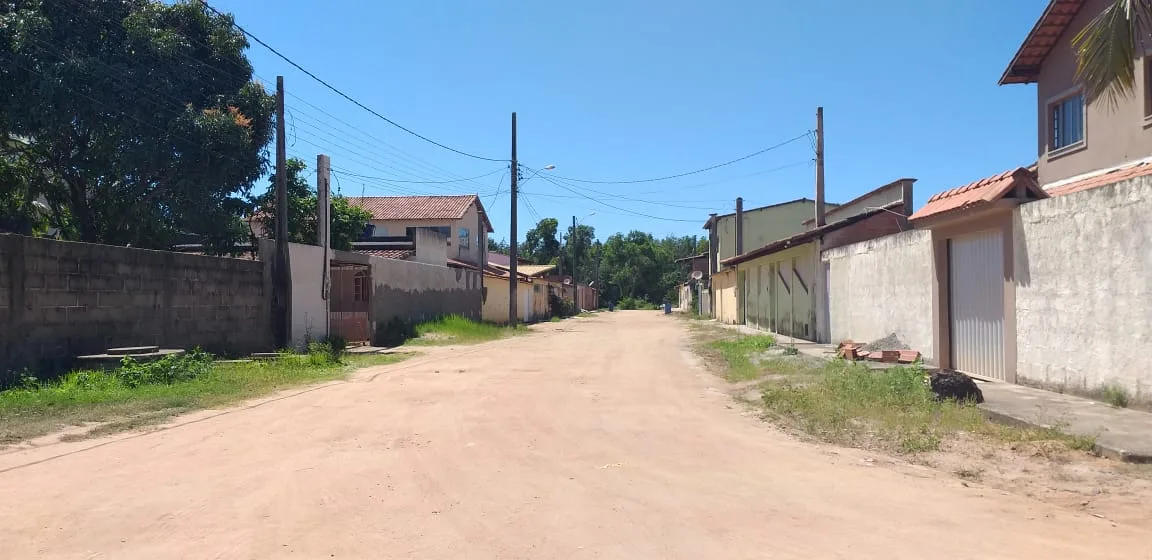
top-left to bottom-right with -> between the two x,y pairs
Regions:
860,333 -> 909,353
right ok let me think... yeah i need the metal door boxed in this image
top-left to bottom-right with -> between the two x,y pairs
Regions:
948,229 -> 1005,380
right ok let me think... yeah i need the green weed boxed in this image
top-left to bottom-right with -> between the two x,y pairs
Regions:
1100,384 -> 1131,408
705,335 -> 776,381
406,315 -> 525,346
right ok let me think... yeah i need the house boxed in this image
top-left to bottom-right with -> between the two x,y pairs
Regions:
717,179 -> 916,341
673,253 -> 708,313
348,195 -> 494,268
1000,0 -> 1152,187
702,198 -> 837,319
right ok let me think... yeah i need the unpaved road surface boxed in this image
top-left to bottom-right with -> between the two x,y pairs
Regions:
1,312 -> 1149,559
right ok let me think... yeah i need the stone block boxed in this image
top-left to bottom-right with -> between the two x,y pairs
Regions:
87,275 -> 123,292
97,292 -> 133,308
44,273 -> 69,292
39,306 -> 69,325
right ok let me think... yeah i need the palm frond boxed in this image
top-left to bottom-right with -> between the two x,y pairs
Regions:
1072,0 -> 1152,106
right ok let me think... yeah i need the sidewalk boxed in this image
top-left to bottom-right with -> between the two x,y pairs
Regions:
707,320 -> 1152,463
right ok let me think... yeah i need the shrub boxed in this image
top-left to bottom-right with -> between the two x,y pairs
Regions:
376,316 -> 416,347
115,349 -> 214,388
1100,383 -> 1131,408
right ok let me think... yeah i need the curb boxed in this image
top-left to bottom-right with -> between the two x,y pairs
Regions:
979,407 -> 1152,464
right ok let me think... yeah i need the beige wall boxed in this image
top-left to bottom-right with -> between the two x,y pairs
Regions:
737,243 -> 820,340
1035,0 -> 1152,185
805,180 -> 912,230
483,275 -> 534,324
712,268 -> 739,324
370,203 -> 486,265
286,242 -> 329,349
1014,175 -> 1152,394
713,201 -> 816,268
822,229 -> 934,359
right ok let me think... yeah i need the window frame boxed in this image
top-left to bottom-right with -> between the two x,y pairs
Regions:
458,226 -> 471,249
1144,55 -> 1152,125
1047,87 -> 1087,159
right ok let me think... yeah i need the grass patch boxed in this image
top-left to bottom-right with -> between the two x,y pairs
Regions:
705,335 -> 776,382
758,360 -> 1098,455
549,316 -> 564,323
405,315 -> 526,346
1100,384 -> 1131,408
0,347 -> 407,445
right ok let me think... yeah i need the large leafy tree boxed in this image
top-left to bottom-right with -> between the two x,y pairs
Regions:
0,0 -> 274,251
563,223 -> 596,282
1073,1 -> 1152,104
519,218 -> 561,265
253,158 -> 371,251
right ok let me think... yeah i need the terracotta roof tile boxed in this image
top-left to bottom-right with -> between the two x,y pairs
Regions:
355,248 -> 415,260
347,195 -> 494,233
1046,161 -> 1152,197
1000,0 -> 1085,85
909,167 -> 1045,222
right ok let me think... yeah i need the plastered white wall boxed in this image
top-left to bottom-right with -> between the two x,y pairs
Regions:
1014,176 -> 1152,394
822,229 -> 934,359
288,242 -> 328,349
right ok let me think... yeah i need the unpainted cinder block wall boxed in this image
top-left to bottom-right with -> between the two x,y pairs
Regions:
1014,176 -> 1152,395
368,255 -> 481,336
0,235 -> 274,381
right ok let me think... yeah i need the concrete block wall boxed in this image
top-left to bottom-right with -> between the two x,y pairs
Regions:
369,256 -> 481,332
822,229 -> 934,360
0,235 -> 274,380
1014,176 -> 1152,395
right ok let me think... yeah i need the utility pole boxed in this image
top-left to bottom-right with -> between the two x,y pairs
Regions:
571,215 -> 577,310
317,154 -> 332,339
815,106 -> 826,227
274,76 -> 291,348
508,112 -> 519,325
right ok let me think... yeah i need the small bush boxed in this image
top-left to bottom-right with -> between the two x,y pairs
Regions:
307,342 -> 340,366
116,350 -> 214,388
1100,383 -> 1131,408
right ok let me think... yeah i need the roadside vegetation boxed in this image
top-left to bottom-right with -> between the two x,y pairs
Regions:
0,343 -> 406,444
404,315 -> 527,346
689,324 -> 1095,455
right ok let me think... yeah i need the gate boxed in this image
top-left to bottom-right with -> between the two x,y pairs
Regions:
330,263 -> 371,344
948,229 -> 1005,380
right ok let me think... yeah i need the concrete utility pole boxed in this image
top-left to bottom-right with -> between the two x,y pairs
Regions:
815,106 -> 826,227
274,76 -> 291,348
508,112 -> 519,325
571,215 -> 577,310
317,154 -> 332,338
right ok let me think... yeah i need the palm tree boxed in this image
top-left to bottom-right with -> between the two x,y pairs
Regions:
1072,0 -> 1152,105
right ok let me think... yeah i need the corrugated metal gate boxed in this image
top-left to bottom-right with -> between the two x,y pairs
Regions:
948,229 -> 1005,380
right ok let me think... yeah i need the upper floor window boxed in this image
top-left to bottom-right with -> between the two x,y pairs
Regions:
458,227 -> 471,249
406,226 -> 452,245
1144,57 -> 1152,120
1050,92 -> 1085,151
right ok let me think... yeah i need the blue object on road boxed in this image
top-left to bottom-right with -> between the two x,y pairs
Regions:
663,302 -> 671,314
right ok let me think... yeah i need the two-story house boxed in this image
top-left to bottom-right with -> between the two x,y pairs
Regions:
349,195 -> 494,268
1001,0 -> 1152,186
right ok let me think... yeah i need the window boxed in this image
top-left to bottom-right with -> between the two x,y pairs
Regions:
458,227 -> 471,249
406,226 -> 452,241
353,271 -> 369,302
1144,57 -> 1152,120
1050,92 -> 1085,151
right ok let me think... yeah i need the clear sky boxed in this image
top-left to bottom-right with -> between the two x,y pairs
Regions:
212,0 -> 1045,242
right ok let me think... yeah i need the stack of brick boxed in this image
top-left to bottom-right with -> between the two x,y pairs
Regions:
836,340 -> 920,364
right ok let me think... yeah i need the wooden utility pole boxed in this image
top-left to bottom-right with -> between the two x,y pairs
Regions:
274,76 -> 291,348
815,106 -> 826,227
508,112 -> 519,325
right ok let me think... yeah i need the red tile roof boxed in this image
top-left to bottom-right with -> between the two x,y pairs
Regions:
1046,161 -> 1152,197
355,248 -> 415,260
1000,0 -> 1085,85
446,258 -> 480,271
347,195 -> 494,233
909,168 -> 1046,222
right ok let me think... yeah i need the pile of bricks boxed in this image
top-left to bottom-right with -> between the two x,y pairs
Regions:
836,340 -> 920,364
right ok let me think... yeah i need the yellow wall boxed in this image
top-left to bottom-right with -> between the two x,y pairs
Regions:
712,268 -> 739,324
483,276 -> 538,324
736,242 -> 821,340
714,201 -> 817,268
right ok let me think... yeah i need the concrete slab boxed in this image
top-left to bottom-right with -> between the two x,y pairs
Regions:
978,383 -> 1152,463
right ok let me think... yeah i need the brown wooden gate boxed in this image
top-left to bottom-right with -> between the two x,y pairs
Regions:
330,263 -> 371,344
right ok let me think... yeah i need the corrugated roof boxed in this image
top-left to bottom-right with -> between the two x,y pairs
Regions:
355,248 -> 415,260
1000,0 -> 1085,85
347,195 -> 494,233
909,168 -> 1046,222
489,262 -> 556,277
1046,160 -> 1152,197
702,198 -> 838,229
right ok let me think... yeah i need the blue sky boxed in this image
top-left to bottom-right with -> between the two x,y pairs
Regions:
213,0 -> 1045,242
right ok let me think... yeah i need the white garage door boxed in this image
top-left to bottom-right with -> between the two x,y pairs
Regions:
948,229 -> 1005,380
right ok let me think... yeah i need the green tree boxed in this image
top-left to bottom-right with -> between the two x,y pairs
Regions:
563,223 -> 596,282
1072,1 -> 1152,104
0,0 -> 274,252
599,231 -> 674,304
253,158 -> 371,251
487,237 -> 510,254
519,218 -> 561,265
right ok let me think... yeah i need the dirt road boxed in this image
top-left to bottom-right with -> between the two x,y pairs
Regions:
1,312 -> 1148,559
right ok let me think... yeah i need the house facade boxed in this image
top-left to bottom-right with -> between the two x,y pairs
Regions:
1001,0 -> 1152,186
348,195 -> 494,267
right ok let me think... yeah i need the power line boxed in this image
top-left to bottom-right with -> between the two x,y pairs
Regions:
197,0 -> 507,163
331,166 -> 506,185
537,175 -> 701,223
544,132 -> 811,185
